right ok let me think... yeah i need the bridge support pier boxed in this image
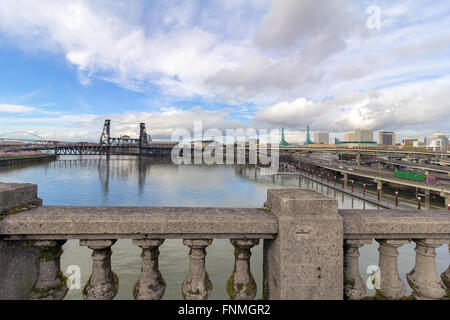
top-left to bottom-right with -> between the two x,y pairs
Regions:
356,153 -> 361,166
425,189 -> 431,210
440,193 -> 450,209
375,180 -> 383,199
343,173 -> 348,188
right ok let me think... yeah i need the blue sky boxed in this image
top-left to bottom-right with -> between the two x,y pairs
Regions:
0,0 -> 449,142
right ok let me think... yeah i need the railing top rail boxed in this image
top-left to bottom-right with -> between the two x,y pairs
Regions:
340,209 -> 450,240
0,206 -> 278,240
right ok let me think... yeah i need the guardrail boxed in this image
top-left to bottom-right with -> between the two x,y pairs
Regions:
0,182 -> 448,300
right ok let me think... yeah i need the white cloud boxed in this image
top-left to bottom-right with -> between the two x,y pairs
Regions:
0,104 -> 35,113
253,76 -> 450,135
0,0 -> 449,138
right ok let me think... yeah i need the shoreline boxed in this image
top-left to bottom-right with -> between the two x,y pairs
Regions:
0,154 -> 57,167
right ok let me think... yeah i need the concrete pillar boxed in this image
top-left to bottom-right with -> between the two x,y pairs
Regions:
344,173 -> 348,188
30,240 -> 67,300
356,153 -> 361,166
182,239 -> 213,300
263,189 -> 343,300
227,239 -> 259,300
441,193 -> 450,209
376,180 -> 383,197
424,189 -> 431,210
133,239 -> 165,300
407,239 -> 447,299
0,182 -> 42,299
378,239 -> 409,299
344,239 -> 372,300
80,239 -> 118,300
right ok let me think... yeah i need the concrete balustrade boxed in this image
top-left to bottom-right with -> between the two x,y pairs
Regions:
0,182 -> 449,300
133,239 -> 166,300
227,239 -> 259,300
30,240 -> 67,300
182,239 -> 213,300
406,239 -> 448,300
344,239 -> 372,300
377,239 -> 409,299
80,239 -> 118,300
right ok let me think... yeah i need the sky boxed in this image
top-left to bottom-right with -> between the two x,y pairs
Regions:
0,0 -> 449,143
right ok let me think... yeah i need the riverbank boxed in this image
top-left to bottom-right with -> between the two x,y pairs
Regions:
0,154 -> 56,167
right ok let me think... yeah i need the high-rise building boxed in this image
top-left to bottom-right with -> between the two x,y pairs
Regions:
355,128 -> 373,142
426,132 -> 448,151
344,131 -> 355,142
314,131 -> 329,144
378,131 -> 396,146
344,129 -> 373,142
402,138 -> 418,148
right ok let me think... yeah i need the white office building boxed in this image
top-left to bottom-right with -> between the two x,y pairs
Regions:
314,131 -> 329,144
426,132 -> 448,151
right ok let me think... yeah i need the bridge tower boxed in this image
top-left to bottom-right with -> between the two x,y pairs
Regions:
280,128 -> 290,147
303,126 -> 313,146
100,119 -> 111,158
100,120 -> 111,145
139,123 -> 151,145
139,123 -> 152,156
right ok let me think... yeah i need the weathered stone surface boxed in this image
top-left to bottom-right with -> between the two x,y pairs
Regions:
80,239 -> 118,300
407,239 -> 447,300
263,189 -> 343,300
133,239 -> 165,300
0,241 -> 38,299
442,265 -> 450,290
182,239 -> 213,300
0,182 -> 42,214
0,182 -> 41,300
227,239 -> 259,300
341,210 -> 450,239
344,239 -> 372,300
30,240 -> 68,300
0,206 -> 277,239
377,239 -> 409,299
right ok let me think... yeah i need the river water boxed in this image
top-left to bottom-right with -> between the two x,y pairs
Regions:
0,155 -> 448,299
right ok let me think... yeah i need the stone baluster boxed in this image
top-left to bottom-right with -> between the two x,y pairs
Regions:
227,239 -> 259,300
441,265 -> 450,291
406,239 -> 447,300
80,239 -> 118,300
377,239 -> 409,299
133,239 -> 165,300
30,240 -> 68,300
182,239 -> 213,300
344,239 -> 372,300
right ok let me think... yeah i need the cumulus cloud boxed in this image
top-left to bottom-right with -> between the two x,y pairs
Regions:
0,105 -> 246,142
253,77 -> 450,134
0,0 -> 449,140
0,104 -> 35,113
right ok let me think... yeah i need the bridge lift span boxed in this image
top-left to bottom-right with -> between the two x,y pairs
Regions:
99,119 -> 152,147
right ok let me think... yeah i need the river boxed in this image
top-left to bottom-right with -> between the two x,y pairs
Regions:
0,155 -> 448,299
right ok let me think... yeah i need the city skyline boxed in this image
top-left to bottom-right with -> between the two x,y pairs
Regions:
0,0 -> 449,143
